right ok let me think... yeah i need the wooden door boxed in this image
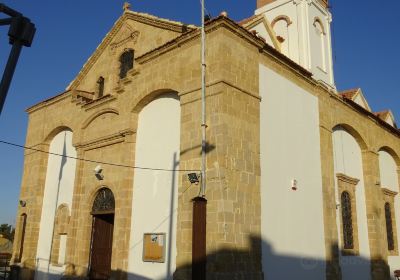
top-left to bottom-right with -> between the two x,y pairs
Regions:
89,214 -> 114,280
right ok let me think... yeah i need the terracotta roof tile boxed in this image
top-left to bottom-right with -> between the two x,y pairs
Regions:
374,110 -> 390,119
339,88 -> 359,100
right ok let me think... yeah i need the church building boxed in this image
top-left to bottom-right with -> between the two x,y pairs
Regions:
11,0 -> 400,279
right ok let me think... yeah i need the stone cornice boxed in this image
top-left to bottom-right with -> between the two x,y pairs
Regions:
330,93 -> 400,139
381,188 -> 398,197
124,11 -> 197,33
66,15 -> 126,91
83,95 -> 117,111
26,91 -> 72,114
75,129 -> 134,151
66,11 -> 195,91
136,16 -> 266,65
336,173 -> 360,186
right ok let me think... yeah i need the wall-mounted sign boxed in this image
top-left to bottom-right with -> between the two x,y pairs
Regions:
142,233 -> 166,263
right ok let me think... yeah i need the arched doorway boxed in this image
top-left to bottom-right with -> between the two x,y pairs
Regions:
89,188 -> 115,280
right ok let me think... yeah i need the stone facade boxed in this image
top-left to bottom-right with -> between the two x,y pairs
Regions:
10,5 -> 400,280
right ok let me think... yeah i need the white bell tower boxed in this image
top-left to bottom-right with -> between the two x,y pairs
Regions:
255,0 -> 335,89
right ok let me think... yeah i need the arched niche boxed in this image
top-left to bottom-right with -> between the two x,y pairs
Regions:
35,129 -> 77,276
131,89 -> 179,114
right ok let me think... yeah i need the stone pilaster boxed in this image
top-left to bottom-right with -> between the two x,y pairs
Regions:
319,125 -> 342,280
11,142 -> 50,280
362,150 -> 390,280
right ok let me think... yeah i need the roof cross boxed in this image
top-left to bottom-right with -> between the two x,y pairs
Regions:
123,2 -> 131,12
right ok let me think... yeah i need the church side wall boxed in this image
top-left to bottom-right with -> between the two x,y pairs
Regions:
259,63 -> 326,279
332,128 -> 371,280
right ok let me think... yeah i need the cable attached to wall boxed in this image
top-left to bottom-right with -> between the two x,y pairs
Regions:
0,139 -> 200,172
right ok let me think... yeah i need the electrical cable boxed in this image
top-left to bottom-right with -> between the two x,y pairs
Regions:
0,139 -> 200,172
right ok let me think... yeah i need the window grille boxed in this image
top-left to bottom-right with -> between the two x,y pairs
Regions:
385,202 -> 395,251
92,188 -> 115,213
119,49 -> 134,79
341,191 -> 354,249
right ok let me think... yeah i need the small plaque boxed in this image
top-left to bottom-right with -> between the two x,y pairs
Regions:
143,233 -> 166,263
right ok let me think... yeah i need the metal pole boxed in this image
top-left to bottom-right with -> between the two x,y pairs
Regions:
200,0 -> 207,197
0,41 -> 23,114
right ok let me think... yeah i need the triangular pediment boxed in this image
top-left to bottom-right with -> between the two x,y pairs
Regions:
66,10 -> 196,95
352,89 -> 371,112
375,110 -> 396,127
339,88 -> 371,112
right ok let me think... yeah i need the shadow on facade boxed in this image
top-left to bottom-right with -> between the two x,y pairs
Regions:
8,235 -> 392,280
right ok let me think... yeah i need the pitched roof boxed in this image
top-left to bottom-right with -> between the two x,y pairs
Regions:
374,110 -> 396,127
375,110 -> 391,120
339,88 -> 371,112
339,88 -> 359,100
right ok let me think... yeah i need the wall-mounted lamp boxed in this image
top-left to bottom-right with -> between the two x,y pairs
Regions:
19,200 -> 26,207
94,165 -> 104,180
291,179 -> 298,191
187,173 -> 200,185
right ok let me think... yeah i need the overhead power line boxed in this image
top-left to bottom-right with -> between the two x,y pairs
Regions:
0,140 -> 200,172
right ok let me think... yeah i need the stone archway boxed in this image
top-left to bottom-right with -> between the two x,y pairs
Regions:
88,188 -> 115,280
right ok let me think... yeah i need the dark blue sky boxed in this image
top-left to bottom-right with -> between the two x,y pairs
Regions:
0,0 -> 399,225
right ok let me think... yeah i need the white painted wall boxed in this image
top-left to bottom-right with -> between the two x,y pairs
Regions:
256,0 -> 301,65
332,127 -> 371,280
58,235 -> 67,265
273,19 -> 290,56
307,2 -> 334,86
252,23 -> 275,49
386,117 -> 395,127
128,94 -> 180,280
35,130 -> 77,280
353,94 -> 367,110
379,150 -> 400,279
259,64 -> 326,279
255,0 -> 335,88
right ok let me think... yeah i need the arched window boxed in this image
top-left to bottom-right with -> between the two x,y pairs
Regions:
92,187 -> 115,214
313,18 -> 326,71
119,49 -> 134,79
341,191 -> 354,249
385,202 -> 395,251
96,76 -> 105,98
